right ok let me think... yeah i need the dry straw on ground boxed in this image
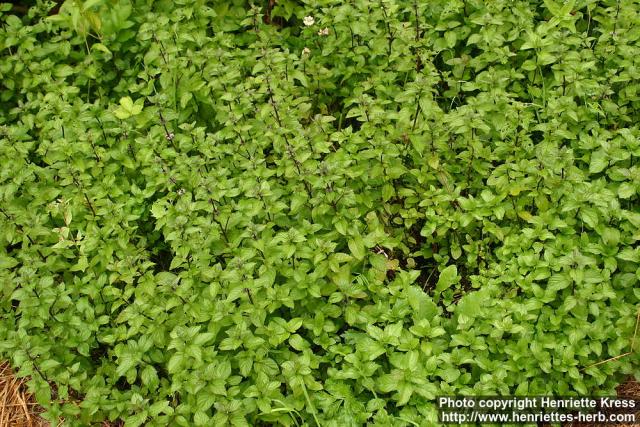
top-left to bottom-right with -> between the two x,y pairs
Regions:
0,361 -> 49,427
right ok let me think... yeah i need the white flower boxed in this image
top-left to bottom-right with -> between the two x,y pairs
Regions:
318,27 -> 329,36
302,47 -> 311,56
303,16 -> 315,26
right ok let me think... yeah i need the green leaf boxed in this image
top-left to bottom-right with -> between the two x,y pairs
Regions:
544,0 -> 576,16
396,383 -> 414,406
157,271 -> 179,286
54,65 -> 74,78
116,355 -> 136,378
167,353 -> 184,373
120,96 -> 134,111
377,372 -> 402,393
149,401 -> 173,417
362,340 -> 386,360
114,96 -> 143,119
548,273 -> 571,292
194,411 -> 210,426
40,359 -> 61,371
439,367 -> 461,383
618,182 -> 636,199
287,318 -> 303,333
124,411 -> 148,427
580,208 -> 599,229
348,234 -> 366,260
91,43 -> 112,55
406,287 -> 438,319
194,332 -> 215,346
141,365 -> 158,386
196,394 -> 217,412
444,31 -> 457,49
589,150 -> 608,174
289,334 -> 309,351
0,256 -> 18,269
434,265 -> 458,300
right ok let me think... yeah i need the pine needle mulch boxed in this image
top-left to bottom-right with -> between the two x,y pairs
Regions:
0,361 -> 49,427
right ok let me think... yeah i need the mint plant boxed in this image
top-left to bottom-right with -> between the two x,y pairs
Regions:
1,0 -> 639,425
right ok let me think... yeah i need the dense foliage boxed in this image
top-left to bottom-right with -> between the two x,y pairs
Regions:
1,0 -> 639,425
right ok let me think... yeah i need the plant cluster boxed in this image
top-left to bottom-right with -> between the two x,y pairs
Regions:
1,0 -> 639,425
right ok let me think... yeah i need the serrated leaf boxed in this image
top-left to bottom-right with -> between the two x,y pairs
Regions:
40,359 -> 61,371
120,96 -> 134,111
348,234 -> 366,260
197,394 -> 217,412
580,208 -> 599,229
149,400 -> 173,417
287,318 -> 303,333
396,383 -> 414,406
141,365 -> 158,386
194,411 -> 210,426
116,355 -> 135,378
167,353 -> 184,373
125,411 -> 148,427
548,273 -> 571,292
157,271 -> 179,286
289,334 -> 309,351
377,371 -> 402,393
0,256 -> 18,269
194,332 -> 215,346
434,265 -> 458,299
589,150 -> 608,174
618,182 -> 636,199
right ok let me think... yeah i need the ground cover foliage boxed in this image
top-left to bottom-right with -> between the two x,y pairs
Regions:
1,0 -> 639,425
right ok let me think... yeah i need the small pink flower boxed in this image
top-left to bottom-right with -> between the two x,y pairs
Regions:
318,27 -> 329,36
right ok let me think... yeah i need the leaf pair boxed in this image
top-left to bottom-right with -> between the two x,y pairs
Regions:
114,96 -> 144,119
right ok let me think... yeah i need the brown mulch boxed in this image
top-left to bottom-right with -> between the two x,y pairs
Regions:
0,361 -> 49,427
615,377 -> 640,426
561,377 -> 640,427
